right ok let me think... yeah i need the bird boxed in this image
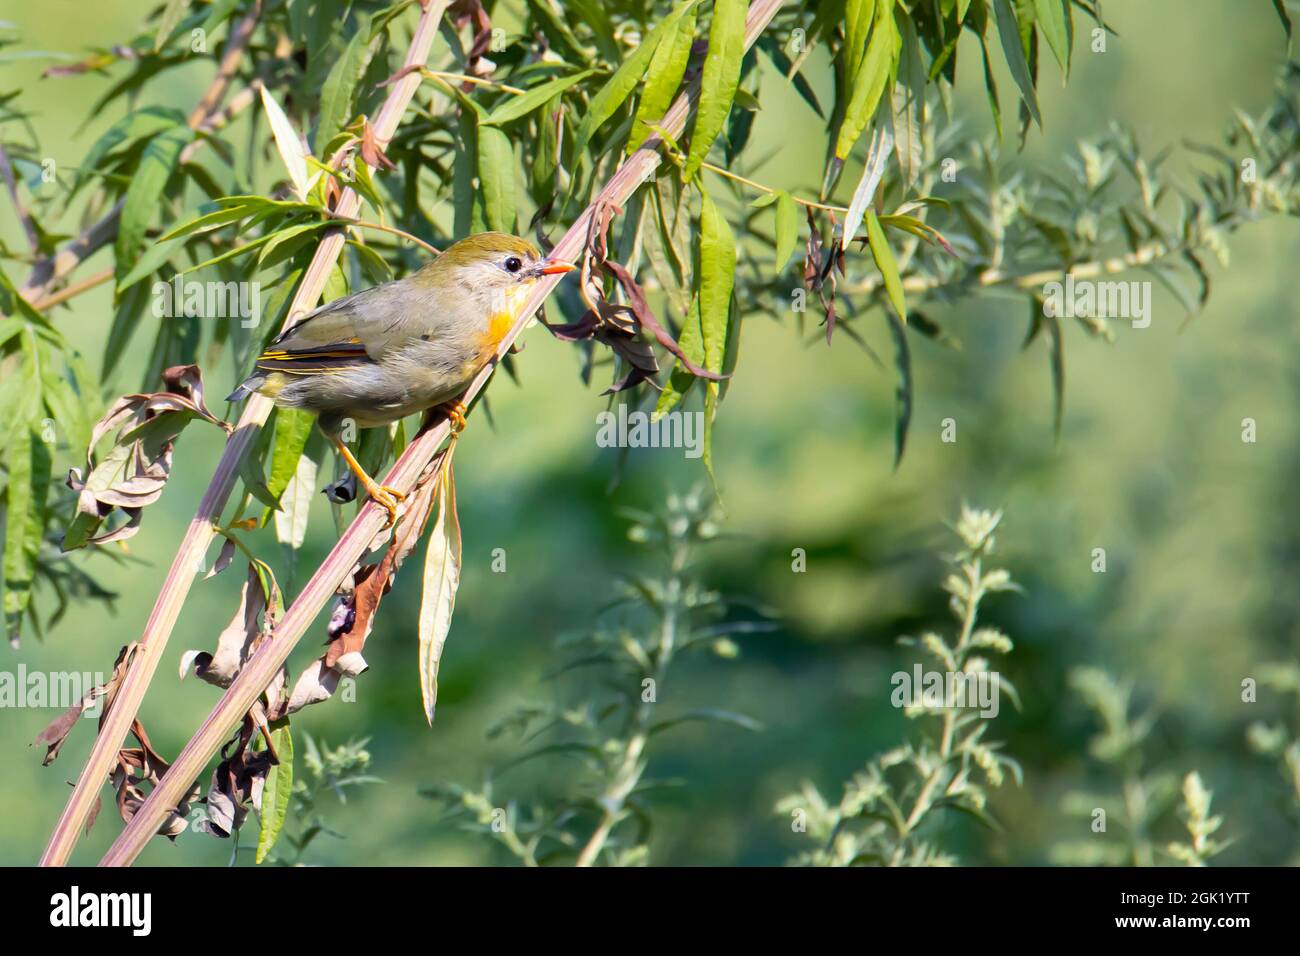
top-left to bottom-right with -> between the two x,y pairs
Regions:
228,231 -> 576,526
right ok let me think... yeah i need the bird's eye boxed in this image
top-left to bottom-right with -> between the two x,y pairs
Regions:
504,256 -> 523,273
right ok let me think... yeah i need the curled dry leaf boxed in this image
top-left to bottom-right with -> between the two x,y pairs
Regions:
201,712 -> 279,839
34,644 -> 194,837
540,200 -> 723,395
114,720 -> 199,840
33,642 -> 140,765
180,563 -> 279,688
419,450 -> 462,725
63,364 -> 231,551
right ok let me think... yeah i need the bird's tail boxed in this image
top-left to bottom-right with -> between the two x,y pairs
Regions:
226,373 -> 267,403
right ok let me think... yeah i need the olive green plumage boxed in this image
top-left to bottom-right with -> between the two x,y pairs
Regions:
228,232 -> 567,431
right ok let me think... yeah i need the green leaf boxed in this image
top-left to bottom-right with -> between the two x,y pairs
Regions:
114,125 -> 193,283
1274,0 -> 1293,48
683,0 -> 748,180
260,85 -> 314,199
1033,0 -> 1072,74
77,106 -> 186,189
865,209 -> 906,323
3,424 -> 48,638
154,0 -> 188,52
255,724 -> 293,864
653,295 -> 703,419
1043,309 -> 1064,438
884,311 -> 912,468
843,125 -> 893,251
978,36 -> 1004,140
316,20 -> 377,153
572,0 -> 699,159
834,0 -> 899,160
843,0 -> 878,85
892,11 -> 925,188
698,189 -> 736,375
773,190 -> 798,275
159,203 -> 256,243
266,408 -> 315,501
992,0 -> 1042,127
484,70 -> 594,126
628,5 -> 698,152
477,123 -> 517,233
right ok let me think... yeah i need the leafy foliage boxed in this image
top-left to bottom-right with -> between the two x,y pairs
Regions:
776,504 -> 1021,866
1,0 -> 1295,650
422,489 -> 763,865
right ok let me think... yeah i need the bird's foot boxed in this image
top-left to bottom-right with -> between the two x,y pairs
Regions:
441,401 -> 468,435
365,482 -> 407,528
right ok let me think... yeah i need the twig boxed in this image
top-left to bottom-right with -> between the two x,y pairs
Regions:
342,217 -> 441,256
29,267 -> 113,312
38,0 -> 449,867
701,161 -> 848,214
99,0 -> 789,868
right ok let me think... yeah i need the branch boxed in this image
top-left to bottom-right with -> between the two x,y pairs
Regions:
38,0 -> 449,867
99,0 -> 789,868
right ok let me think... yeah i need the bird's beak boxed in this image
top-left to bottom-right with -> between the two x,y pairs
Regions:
537,258 -> 577,276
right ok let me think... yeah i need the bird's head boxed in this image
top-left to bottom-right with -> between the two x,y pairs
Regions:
418,232 -> 575,304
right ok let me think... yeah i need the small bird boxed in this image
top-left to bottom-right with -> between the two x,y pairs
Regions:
228,232 -> 576,525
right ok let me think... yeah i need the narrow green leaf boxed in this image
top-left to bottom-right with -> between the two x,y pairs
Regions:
698,189 -> 736,374
1033,0 -> 1071,74
992,0 -> 1042,127
266,408 -> 315,501
884,311 -> 912,468
834,0 -> 899,160
1043,309 -> 1064,438
573,0 -> 698,159
316,21 -> 377,153
153,0 -> 187,52
653,295 -> 703,419
628,7 -> 697,152
484,70 -> 593,126
683,0 -> 748,180
260,86 -> 314,199
843,125 -> 893,251
773,190 -> 798,275
1274,0 -> 1293,48
979,37 -> 1004,141
114,125 -> 193,282
865,209 -> 906,323
843,0 -> 878,84
255,724 -> 293,864
477,122 -> 517,233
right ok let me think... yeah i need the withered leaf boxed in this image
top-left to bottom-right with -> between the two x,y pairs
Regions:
419,452 -> 462,725
63,365 -> 231,551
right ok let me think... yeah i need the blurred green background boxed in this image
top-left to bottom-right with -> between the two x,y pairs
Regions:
2,0 -> 1298,865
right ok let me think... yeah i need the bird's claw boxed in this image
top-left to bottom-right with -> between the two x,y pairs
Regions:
367,483 -> 406,528
443,401 -> 468,435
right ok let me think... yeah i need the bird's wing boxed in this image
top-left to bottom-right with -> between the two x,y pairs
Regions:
255,284 -> 420,375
